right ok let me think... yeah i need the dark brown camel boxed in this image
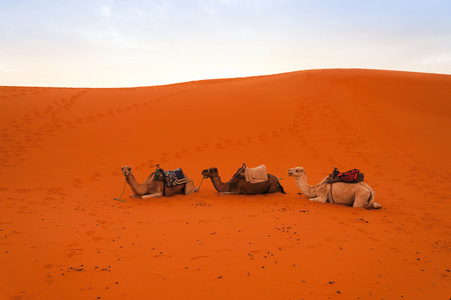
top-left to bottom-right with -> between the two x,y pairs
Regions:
201,167 -> 285,195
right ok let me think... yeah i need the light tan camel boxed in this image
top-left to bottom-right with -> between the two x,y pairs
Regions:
121,166 -> 197,198
201,167 -> 285,195
287,167 -> 381,209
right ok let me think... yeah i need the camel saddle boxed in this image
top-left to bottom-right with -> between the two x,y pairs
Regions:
162,168 -> 187,187
244,164 -> 268,183
327,168 -> 364,184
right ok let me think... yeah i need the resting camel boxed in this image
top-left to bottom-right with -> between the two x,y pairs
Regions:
201,167 -> 285,195
121,166 -> 197,198
287,167 -> 381,209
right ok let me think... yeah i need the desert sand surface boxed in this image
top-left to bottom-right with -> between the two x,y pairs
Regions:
1,69 -> 450,299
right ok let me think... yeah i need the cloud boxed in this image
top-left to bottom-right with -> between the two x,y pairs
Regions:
99,5 -> 113,17
421,54 -> 451,65
1,0 -> 450,87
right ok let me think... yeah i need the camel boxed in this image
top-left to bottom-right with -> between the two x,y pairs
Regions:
287,167 -> 381,209
121,166 -> 198,198
201,167 -> 285,195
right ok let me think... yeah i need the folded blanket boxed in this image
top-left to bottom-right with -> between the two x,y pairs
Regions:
244,165 -> 268,183
163,168 -> 187,187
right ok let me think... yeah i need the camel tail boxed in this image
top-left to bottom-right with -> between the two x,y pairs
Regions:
274,176 -> 286,194
363,185 -> 378,209
267,175 -> 286,194
278,181 -> 286,194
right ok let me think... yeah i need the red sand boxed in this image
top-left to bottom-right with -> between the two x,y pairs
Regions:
1,69 -> 450,299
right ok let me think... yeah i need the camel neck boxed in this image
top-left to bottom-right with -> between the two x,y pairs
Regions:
296,175 -> 316,198
125,173 -> 148,195
210,175 -> 229,193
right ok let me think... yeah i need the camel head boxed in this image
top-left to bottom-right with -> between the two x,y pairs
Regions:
122,166 -> 132,176
288,167 -> 305,178
201,167 -> 218,178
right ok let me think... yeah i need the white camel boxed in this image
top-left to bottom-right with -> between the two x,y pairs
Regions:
288,167 -> 381,209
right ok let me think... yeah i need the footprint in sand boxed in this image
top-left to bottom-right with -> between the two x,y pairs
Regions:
153,254 -> 172,258
190,255 -> 209,260
73,179 -> 83,188
271,130 -> 281,138
66,248 -> 84,258
160,153 -> 169,163
90,172 -> 102,181
258,134 -> 267,142
43,264 -> 56,269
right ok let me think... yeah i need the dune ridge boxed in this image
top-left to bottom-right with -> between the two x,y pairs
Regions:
1,69 -> 450,299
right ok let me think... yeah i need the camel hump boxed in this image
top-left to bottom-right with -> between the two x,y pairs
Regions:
244,164 -> 268,183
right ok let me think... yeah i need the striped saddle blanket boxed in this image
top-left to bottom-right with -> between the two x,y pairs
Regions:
162,168 -> 187,187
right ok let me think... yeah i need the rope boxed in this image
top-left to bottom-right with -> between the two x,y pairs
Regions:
197,176 -> 206,190
330,181 -> 335,203
114,177 -> 127,202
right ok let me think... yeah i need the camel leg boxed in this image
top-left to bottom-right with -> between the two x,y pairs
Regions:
184,186 -> 198,195
355,199 -> 381,209
219,191 -> 239,195
353,188 -> 372,208
353,198 -> 366,208
310,195 -> 327,203
141,193 -> 163,198
218,182 -> 240,195
184,177 -> 198,195
354,187 -> 380,209
368,190 -> 381,209
372,202 -> 382,209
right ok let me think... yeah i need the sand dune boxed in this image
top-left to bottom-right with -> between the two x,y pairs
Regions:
1,69 -> 450,299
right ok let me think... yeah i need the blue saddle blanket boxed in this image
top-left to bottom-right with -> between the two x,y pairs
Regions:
163,168 -> 187,187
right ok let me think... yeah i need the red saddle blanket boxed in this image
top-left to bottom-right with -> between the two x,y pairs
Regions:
328,168 -> 364,183
339,169 -> 361,181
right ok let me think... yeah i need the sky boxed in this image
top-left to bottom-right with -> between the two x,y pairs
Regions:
0,0 -> 450,87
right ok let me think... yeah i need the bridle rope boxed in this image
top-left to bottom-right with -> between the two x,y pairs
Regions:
197,169 -> 211,190
114,175 -> 127,202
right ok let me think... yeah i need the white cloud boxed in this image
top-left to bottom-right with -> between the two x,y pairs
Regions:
421,54 -> 451,65
99,5 -> 113,17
